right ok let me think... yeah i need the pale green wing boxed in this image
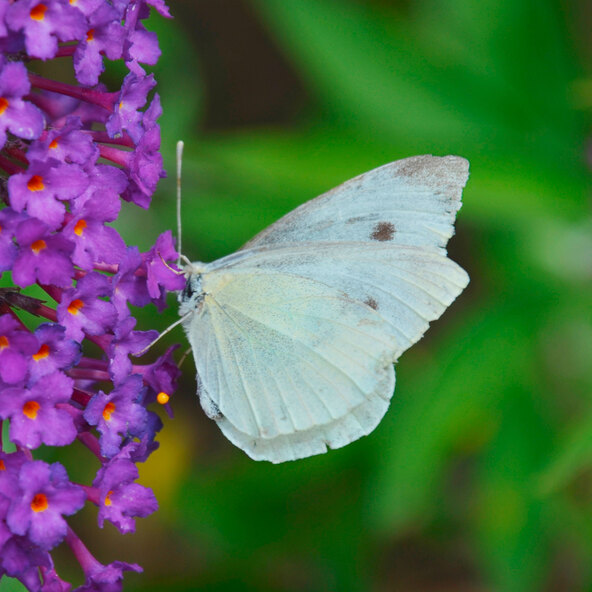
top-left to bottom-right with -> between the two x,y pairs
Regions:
211,244 -> 468,360
240,155 -> 469,254
184,270 -> 398,463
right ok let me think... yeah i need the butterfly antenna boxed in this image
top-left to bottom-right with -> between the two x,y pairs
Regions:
157,251 -> 185,276
176,140 -> 184,268
132,310 -> 193,357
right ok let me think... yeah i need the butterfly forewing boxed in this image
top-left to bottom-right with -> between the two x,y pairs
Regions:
240,155 -> 468,253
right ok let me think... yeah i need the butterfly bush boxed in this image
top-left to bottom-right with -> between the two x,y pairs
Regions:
0,1 -> 185,590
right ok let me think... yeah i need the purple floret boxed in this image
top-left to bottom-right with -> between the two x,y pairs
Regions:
0,314 -> 38,384
76,560 -> 142,592
6,460 -> 85,551
30,323 -> 81,382
83,374 -> 148,458
93,454 -> 158,533
63,176 -> 126,270
8,159 -> 89,229
56,272 -> 117,342
5,0 -> 87,60
74,3 -> 126,86
26,117 -> 99,167
13,217 -> 74,288
124,94 -> 165,208
108,315 -> 157,385
144,230 -> 185,303
0,371 -> 77,449
106,72 -> 155,143
0,59 -> 44,148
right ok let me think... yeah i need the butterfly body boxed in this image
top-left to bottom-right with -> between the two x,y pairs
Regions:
180,155 -> 470,463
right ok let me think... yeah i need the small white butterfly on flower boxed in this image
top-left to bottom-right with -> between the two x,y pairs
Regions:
179,154 -> 470,463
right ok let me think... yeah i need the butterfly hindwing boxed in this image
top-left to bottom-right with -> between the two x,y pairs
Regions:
183,270 -> 398,462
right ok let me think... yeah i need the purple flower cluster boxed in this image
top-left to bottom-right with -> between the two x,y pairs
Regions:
0,1 -> 184,591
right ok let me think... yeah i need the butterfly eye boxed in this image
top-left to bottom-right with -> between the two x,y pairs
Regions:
179,274 -> 203,304
181,280 -> 194,301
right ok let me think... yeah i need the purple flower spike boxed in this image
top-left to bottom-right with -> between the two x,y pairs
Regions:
6,461 -> 85,551
8,160 -> 89,229
93,454 -> 158,533
0,59 -> 44,148
57,272 -> 117,342
0,314 -> 38,384
5,0 -> 87,60
13,217 -> 74,288
83,374 -> 148,458
0,371 -> 77,449
1,0 -> 174,587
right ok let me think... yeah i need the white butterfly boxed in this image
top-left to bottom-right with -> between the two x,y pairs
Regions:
179,155 -> 469,463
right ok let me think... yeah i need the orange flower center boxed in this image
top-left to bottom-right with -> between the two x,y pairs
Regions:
31,239 -> 47,254
104,490 -> 114,506
0,335 -> 8,350
33,343 -> 50,361
0,97 -> 8,116
27,175 -> 45,192
0,460 -> 5,471
74,219 -> 87,236
87,29 -> 95,41
23,400 -> 41,419
102,402 -> 116,421
31,493 -> 48,512
67,299 -> 84,315
49,139 -> 58,149
30,4 -> 47,20
157,392 -> 170,405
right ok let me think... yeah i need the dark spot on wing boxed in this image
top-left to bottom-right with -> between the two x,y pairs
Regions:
370,221 -> 395,241
364,297 -> 379,310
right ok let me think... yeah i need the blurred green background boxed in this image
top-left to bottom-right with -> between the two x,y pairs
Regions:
5,0 -> 592,590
